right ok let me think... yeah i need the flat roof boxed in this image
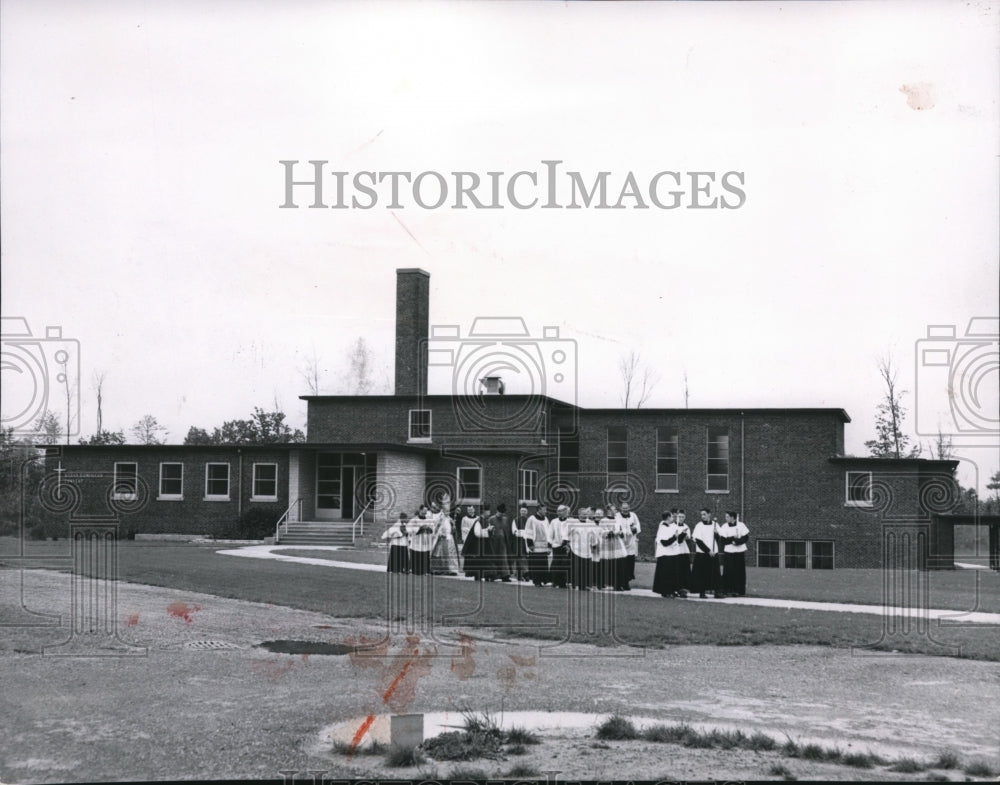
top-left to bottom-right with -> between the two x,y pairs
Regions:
52,442 -> 439,455
300,394 -> 851,421
828,456 -> 960,468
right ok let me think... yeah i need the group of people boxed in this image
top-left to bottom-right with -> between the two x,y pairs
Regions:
381,498 -> 750,598
463,502 -> 642,590
381,498 -> 643,592
651,508 -> 750,598
380,500 -> 462,576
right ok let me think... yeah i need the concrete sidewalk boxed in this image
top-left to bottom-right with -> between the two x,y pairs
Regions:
218,544 -> 1000,626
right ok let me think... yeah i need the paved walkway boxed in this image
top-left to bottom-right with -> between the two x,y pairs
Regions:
218,544 -> 1000,625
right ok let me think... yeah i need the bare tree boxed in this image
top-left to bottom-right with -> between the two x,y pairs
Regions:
683,368 -> 690,409
298,347 -> 323,396
865,354 -> 921,458
131,414 -> 167,445
345,337 -> 375,395
58,353 -> 76,445
93,371 -> 107,434
619,351 -> 659,409
928,428 -> 954,460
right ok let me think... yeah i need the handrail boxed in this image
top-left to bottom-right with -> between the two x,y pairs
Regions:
351,499 -> 374,545
274,497 -> 301,543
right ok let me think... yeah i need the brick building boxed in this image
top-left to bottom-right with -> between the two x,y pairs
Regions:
43,268 -> 963,568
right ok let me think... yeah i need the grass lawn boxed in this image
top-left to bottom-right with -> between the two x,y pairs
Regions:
4,539 -> 995,661
279,545 -> 1000,614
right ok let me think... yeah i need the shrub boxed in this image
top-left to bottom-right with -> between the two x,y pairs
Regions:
932,749 -> 960,770
461,709 -> 503,737
642,724 -> 692,744
331,739 -> 387,756
963,759 -> 997,778
710,728 -> 745,750
888,757 -> 926,773
595,714 -> 638,741
682,729 -> 715,749
506,763 -> 540,778
421,730 -> 504,761
842,751 -> 875,769
385,745 -> 425,767
781,740 -> 801,758
747,731 -> 777,751
801,743 -> 825,760
767,763 -> 796,780
506,726 -> 540,746
232,507 -> 280,540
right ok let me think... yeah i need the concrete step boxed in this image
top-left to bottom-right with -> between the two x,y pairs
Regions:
277,520 -> 363,545
285,520 -> 355,527
278,534 -> 354,543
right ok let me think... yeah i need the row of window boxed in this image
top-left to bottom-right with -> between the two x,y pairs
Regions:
457,466 -> 538,504
568,426 -> 731,493
409,411 -> 731,493
757,540 -> 834,569
410,411 -> 877,506
112,462 -> 277,502
457,466 -> 873,508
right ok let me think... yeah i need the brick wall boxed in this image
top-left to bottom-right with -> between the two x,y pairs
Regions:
44,446 -> 289,537
395,268 -> 430,396
307,395 -> 551,447
375,450 -> 426,526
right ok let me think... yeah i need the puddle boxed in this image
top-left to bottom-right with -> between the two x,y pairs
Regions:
257,640 -> 358,655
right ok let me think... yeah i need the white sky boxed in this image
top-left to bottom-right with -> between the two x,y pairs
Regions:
2,0 -> 998,491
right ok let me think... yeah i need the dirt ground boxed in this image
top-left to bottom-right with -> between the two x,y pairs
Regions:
2,568 -> 998,783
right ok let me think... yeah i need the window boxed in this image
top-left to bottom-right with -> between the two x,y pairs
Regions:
811,541 -> 834,570
205,463 -> 230,500
113,462 -> 138,501
519,468 -> 538,503
252,463 -> 278,500
158,463 -> 183,499
846,471 -> 872,507
707,427 -> 729,492
409,409 -> 432,441
557,426 -> 579,476
656,427 -> 679,491
784,541 -> 807,569
457,466 -> 482,502
759,540 -> 835,569
757,540 -> 780,568
607,426 -> 628,486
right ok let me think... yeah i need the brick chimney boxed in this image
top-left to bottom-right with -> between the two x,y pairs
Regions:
394,268 -> 430,396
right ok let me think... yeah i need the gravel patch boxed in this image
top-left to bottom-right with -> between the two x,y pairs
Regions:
2,568 -> 997,783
